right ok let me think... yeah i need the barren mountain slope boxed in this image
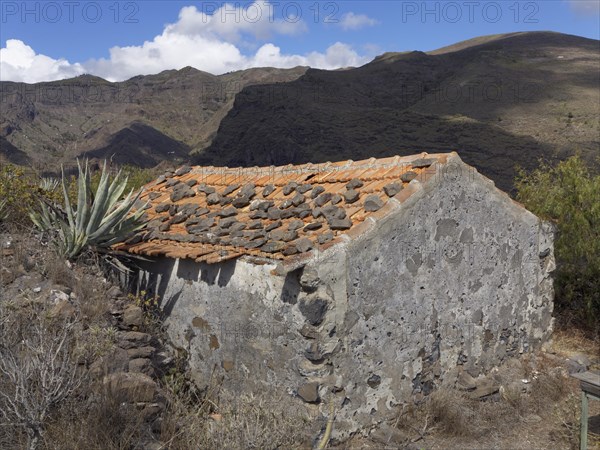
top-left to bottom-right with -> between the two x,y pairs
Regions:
195,32 -> 599,191
0,66 -> 308,170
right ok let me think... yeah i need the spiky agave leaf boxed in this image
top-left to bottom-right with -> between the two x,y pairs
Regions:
39,177 -> 60,192
0,199 -> 8,222
29,160 -> 148,259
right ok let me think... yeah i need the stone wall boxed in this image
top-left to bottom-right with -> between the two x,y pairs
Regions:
135,156 -> 555,442
303,156 -> 555,438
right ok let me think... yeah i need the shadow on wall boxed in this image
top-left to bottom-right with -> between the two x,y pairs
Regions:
131,257 -> 239,319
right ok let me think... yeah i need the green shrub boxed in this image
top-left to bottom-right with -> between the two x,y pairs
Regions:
0,164 -> 37,224
30,161 -> 148,259
515,156 -> 600,327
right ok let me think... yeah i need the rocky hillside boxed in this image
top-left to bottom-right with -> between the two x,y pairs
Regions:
194,32 -> 599,192
0,66 -> 307,170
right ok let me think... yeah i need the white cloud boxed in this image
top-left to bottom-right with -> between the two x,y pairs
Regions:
0,40 -> 85,83
567,0 -> 600,16
339,12 -> 378,31
0,1 -> 369,83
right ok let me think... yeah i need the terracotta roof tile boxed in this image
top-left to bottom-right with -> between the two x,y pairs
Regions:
116,153 -> 453,263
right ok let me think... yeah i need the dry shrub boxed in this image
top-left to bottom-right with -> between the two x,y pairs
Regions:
42,386 -> 149,450
425,389 -> 473,437
159,391 -> 314,450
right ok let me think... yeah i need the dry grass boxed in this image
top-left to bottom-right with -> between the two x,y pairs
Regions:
393,354 -> 583,448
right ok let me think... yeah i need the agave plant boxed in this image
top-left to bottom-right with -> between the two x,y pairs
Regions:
30,161 -> 147,259
39,177 -> 60,192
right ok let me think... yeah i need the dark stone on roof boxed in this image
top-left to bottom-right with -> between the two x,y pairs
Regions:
267,207 -> 281,220
240,183 -> 256,198
186,179 -> 197,187
304,222 -> 322,231
232,196 -> 251,208
292,193 -> 305,206
170,214 -> 187,225
148,219 -> 164,228
219,196 -> 233,206
155,175 -> 166,185
215,227 -> 231,237
246,230 -> 267,241
346,178 -> 364,190
249,210 -> 268,219
288,220 -> 304,231
230,237 -> 247,248
280,199 -> 294,209
323,205 -> 346,220
400,171 -> 418,182
256,200 -> 274,211
295,237 -> 314,253
411,158 -> 436,168
262,184 -> 275,197
218,207 -> 237,218
230,222 -> 247,233
317,231 -> 334,244
283,182 -> 298,196
185,217 -> 201,227
159,223 -> 170,232
312,207 -> 323,219
265,221 -> 282,232
169,205 -> 178,216
230,230 -> 245,238
175,166 -> 192,176
219,217 -> 237,229
222,184 -> 240,196
148,192 -> 162,200
298,210 -> 311,219
245,238 -> 267,249
247,220 -> 263,230
270,230 -> 297,242
283,231 -> 299,242
328,217 -> 352,230
196,207 -> 209,217
170,186 -> 195,202
155,203 -> 170,213
261,241 -> 286,253
207,193 -> 220,205
364,195 -> 384,212
166,179 -> 181,188
383,182 -> 403,197
297,184 -> 312,194
180,204 -> 200,216
330,194 -> 342,205
311,186 -> 325,199
283,245 -> 298,256
314,193 -> 332,207
280,210 -> 295,219
197,183 -> 216,195
343,189 -> 360,204
187,218 -> 215,234
170,234 -> 193,243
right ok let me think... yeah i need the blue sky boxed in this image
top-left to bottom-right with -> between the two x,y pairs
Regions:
1,1 -> 598,82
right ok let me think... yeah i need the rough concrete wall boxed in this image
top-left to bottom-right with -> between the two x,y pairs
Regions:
134,255 -> 339,441
322,156 -> 555,438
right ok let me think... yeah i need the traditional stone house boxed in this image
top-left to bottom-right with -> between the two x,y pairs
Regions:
119,152 -> 555,439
